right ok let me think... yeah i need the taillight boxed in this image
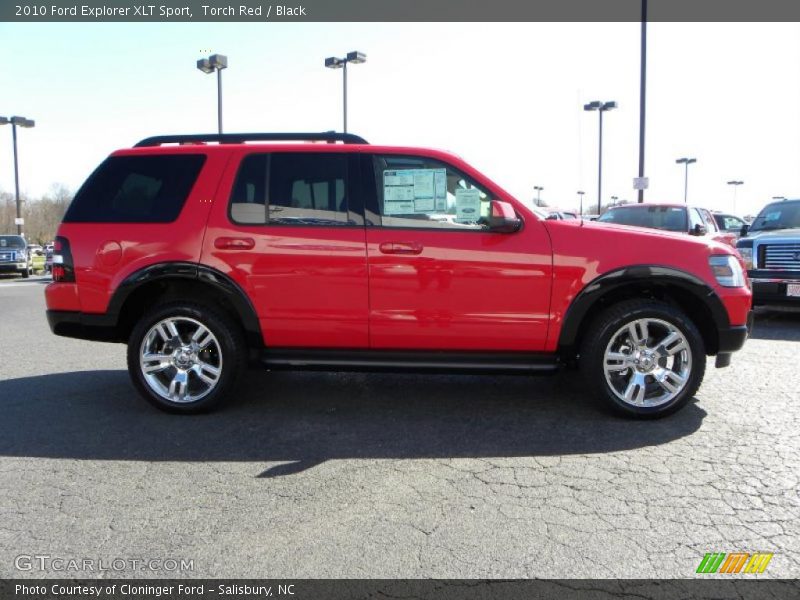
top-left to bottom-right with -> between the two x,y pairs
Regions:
52,236 -> 75,282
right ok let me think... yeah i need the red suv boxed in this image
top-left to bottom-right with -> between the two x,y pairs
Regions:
45,133 -> 752,418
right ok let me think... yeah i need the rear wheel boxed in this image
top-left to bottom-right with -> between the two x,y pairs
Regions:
580,300 -> 706,418
127,302 -> 246,413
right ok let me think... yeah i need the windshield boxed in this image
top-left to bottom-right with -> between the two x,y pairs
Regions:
0,235 -> 26,250
749,201 -> 800,232
597,206 -> 687,232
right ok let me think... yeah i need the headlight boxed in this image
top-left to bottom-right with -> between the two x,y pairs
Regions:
710,255 -> 746,287
738,247 -> 753,270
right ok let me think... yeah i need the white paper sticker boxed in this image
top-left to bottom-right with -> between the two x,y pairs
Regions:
455,188 -> 481,222
383,168 -> 447,215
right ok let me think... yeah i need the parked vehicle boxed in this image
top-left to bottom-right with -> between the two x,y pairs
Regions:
736,198 -> 800,306
597,203 -> 737,247
713,212 -> 747,239
44,247 -> 54,274
544,209 -> 579,220
45,132 -> 752,418
0,235 -> 32,278
27,244 -> 44,257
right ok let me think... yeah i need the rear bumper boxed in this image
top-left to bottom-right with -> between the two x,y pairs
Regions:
46,310 -> 120,342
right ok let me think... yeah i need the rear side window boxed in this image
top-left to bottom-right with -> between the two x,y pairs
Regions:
229,152 -> 352,226
64,154 -> 205,223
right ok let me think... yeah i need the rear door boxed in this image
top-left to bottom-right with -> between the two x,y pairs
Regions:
201,148 -> 369,348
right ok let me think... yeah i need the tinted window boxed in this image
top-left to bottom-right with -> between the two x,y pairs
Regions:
750,201 -> 800,232
64,155 -> 205,223
0,235 -> 26,249
716,214 -> 744,231
598,206 -> 687,232
229,153 -> 351,226
373,155 -> 492,230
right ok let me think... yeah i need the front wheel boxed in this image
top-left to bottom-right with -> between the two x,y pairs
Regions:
127,302 -> 246,414
580,300 -> 706,418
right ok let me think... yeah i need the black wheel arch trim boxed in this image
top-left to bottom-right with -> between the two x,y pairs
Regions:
106,262 -> 263,346
557,265 -> 731,353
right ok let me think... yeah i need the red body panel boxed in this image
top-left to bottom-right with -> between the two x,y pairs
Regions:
46,141 -> 752,355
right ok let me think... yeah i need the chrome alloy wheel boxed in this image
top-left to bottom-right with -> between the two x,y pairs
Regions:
602,318 -> 692,408
139,316 -> 223,404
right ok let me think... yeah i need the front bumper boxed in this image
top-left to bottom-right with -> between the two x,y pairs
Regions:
715,310 -> 753,368
749,272 -> 800,305
0,262 -> 27,272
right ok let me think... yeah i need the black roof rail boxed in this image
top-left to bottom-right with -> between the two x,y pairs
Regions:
134,132 -> 368,147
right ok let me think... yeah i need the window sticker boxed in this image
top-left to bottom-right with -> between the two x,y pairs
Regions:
455,188 -> 481,223
383,168 -> 447,215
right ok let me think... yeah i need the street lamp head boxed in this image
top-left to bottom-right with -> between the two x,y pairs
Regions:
10,116 -> 34,128
676,157 -> 697,165
727,180 -> 744,186
209,54 -> 228,70
325,56 -> 344,69
346,51 -> 366,64
0,116 -> 8,125
577,191 -> 585,195
196,58 -> 214,74
601,101 -> 618,111
583,101 -> 602,111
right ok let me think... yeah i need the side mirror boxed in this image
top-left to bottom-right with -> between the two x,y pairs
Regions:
487,200 -> 522,233
740,224 -> 749,237
691,223 -> 707,236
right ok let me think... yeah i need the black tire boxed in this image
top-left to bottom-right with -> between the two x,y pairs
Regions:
127,302 -> 247,414
580,299 -> 706,419
21,267 -> 30,279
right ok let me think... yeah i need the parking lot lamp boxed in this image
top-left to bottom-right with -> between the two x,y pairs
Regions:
6,116 -> 35,236
196,54 -> 228,134
584,100 -> 617,213
676,157 -> 697,203
577,190 -> 585,215
727,180 -> 744,214
325,51 -> 366,134
534,185 -> 544,206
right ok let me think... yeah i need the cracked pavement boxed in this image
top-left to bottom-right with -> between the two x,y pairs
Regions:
0,279 -> 798,578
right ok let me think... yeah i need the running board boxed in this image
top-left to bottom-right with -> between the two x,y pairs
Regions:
259,349 -> 561,375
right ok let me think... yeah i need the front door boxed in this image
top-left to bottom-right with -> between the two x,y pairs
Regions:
363,153 -> 552,351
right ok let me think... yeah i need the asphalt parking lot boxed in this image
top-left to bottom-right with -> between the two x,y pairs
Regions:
0,275 -> 798,579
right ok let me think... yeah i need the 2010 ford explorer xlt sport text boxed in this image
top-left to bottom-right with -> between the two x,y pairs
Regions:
45,133 -> 753,418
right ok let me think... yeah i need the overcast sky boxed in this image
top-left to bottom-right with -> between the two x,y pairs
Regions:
0,21 -> 798,216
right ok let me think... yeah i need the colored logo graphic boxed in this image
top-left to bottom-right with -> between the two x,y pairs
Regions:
696,552 -> 773,574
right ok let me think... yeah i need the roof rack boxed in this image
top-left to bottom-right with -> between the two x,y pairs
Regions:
134,132 -> 368,147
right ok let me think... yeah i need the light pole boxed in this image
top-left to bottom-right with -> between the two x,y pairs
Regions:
676,157 -> 697,203
197,54 -> 228,134
325,51 -> 366,134
534,185 -> 544,206
727,180 -> 744,215
611,195 -> 619,206
577,190 -> 585,215
1,116 -> 35,236
584,100 -> 617,214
